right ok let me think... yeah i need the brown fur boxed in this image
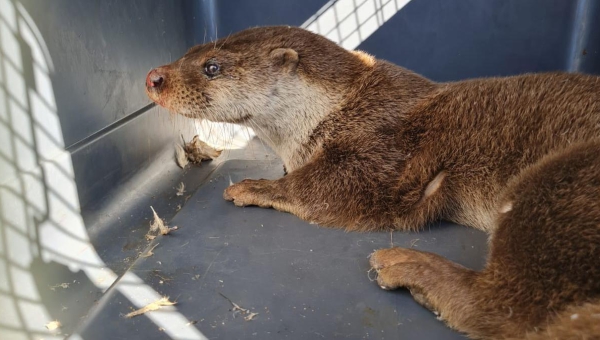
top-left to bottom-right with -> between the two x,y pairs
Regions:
515,301 -> 600,340
147,26 -> 600,339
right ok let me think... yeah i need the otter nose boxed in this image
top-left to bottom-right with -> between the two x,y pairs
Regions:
146,69 -> 164,88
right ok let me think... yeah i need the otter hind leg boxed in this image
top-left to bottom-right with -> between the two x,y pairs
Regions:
371,141 -> 600,339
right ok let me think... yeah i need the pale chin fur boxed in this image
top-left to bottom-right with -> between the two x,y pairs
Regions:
240,78 -> 339,172
174,77 -> 339,172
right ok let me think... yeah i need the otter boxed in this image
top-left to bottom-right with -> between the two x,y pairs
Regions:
146,26 -> 600,339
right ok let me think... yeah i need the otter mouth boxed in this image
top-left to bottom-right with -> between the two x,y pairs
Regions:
144,69 -> 252,124
169,106 -> 252,124
146,85 -> 180,114
146,92 -> 170,111
145,86 -> 165,105
226,114 -> 253,124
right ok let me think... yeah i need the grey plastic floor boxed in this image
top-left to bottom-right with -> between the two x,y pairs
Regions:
76,152 -> 488,339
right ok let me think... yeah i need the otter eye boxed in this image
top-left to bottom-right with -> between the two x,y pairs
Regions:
205,62 -> 220,77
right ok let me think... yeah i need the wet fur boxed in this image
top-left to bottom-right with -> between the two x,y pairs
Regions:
147,26 -> 600,339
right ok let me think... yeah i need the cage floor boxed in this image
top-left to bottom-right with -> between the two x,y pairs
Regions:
76,159 -> 488,339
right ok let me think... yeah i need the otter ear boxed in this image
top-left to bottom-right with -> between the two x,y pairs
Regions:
270,48 -> 299,72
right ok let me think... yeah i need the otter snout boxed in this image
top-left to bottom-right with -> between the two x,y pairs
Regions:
146,68 -> 165,89
146,67 -> 169,106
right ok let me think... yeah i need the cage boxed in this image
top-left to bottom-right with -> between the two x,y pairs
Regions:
1,0 -> 598,339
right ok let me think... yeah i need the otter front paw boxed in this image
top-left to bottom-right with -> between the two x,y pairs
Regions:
223,179 -> 279,208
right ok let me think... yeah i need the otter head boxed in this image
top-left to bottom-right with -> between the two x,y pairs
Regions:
146,26 -> 367,170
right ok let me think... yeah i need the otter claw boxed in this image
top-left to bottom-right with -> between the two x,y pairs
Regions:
233,200 -> 246,207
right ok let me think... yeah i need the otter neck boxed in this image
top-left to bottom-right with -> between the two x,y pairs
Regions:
244,64 -> 436,172
245,80 -> 342,172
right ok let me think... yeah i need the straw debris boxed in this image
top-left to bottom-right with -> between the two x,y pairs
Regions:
175,144 -> 189,168
184,135 -> 222,163
176,182 -> 186,196
125,297 -> 176,318
141,243 -> 159,258
244,312 -> 259,321
175,135 -> 221,169
219,292 -> 259,322
49,283 -> 70,291
147,206 -> 177,239
45,320 -> 61,331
